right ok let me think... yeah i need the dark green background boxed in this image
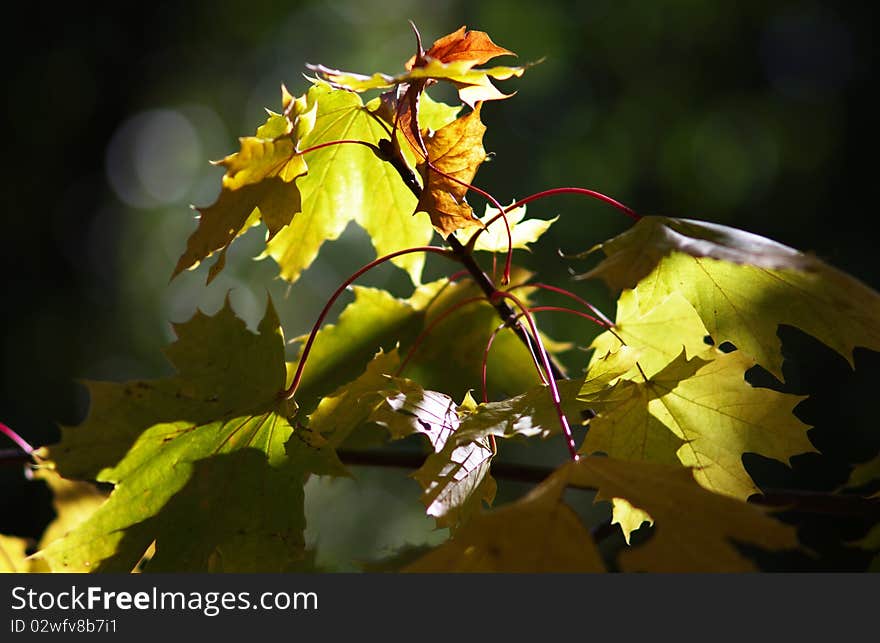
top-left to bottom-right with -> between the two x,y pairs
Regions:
2,1 -> 877,569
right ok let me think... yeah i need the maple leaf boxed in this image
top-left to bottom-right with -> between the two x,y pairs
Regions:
579,347 -> 815,505
404,469 -> 604,572
36,298 -> 341,572
412,26 -> 515,69
575,216 -> 880,379
265,83 -> 458,285
369,377 -> 591,529
844,453 -> 880,491
456,202 -> 558,253
415,104 -> 487,235
564,457 -> 800,572
293,269 -> 563,418
306,348 -> 402,451
0,534 -> 30,572
406,455 -> 798,572
370,383 -> 497,530
589,289 -> 711,379
308,26 -> 526,109
173,90 -> 316,283
26,468 -> 109,572
0,468 -> 107,572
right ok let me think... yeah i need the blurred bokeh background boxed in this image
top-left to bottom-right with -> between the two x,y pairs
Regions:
2,1 -> 877,570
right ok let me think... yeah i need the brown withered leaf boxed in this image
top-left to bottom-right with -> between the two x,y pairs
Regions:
407,25 -> 514,70
414,104 -> 486,235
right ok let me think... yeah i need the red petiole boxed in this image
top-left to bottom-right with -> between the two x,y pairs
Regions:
0,421 -> 34,455
296,139 -> 381,156
489,291 -> 579,460
508,282 -> 615,328
283,246 -> 455,400
467,186 -> 640,252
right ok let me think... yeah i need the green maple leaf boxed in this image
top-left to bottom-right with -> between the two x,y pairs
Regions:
575,216 -> 880,379
589,289 -> 711,379
265,82 -> 459,285
173,91 -> 316,283
306,348 -> 402,450
37,299 -> 339,572
579,347 -> 815,504
292,271 -> 564,415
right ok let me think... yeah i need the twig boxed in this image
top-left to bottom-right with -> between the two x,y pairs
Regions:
336,448 -> 880,518
379,139 -> 567,381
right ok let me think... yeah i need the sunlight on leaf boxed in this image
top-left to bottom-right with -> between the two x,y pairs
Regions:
172,92 -> 315,283
563,456 -> 799,572
579,348 -> 814,501
415,104 -> 487,235
575,216 -> 880,379
38,299 -> 337,572
457,202 -> 558,253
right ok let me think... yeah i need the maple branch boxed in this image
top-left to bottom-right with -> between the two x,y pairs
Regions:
378,145 -> 567,382
491,291 -> 578,460
334,448 -> 880,519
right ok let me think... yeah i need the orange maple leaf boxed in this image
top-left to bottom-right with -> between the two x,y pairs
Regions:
415,104 -> 487,235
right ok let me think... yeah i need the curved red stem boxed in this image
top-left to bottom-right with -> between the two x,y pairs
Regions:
284,246 -> 454,399
526,305 -> 607,328
469,186 -> 640,252
509,187 -> 640,221
489,291 -> 579,460
509,282 -> 614,328
296,139 -> 381,156
0,421 -> 34,455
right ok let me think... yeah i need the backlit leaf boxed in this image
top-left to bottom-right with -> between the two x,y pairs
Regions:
173,93 -> 315,283
404,472 -> 603,572
579,348 -> 814,502
457,202 -> 558,253
265,83 -> 444,285
0,535 -> 31,573
37,299 -> 335,572
309,25 -> 526,109
562,456 -> 800,572
371,377 -> 591,529
589,289 -> 710,379
413,25 -> 515,69
415,105 -> 487,235
575,216 -> 880,379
